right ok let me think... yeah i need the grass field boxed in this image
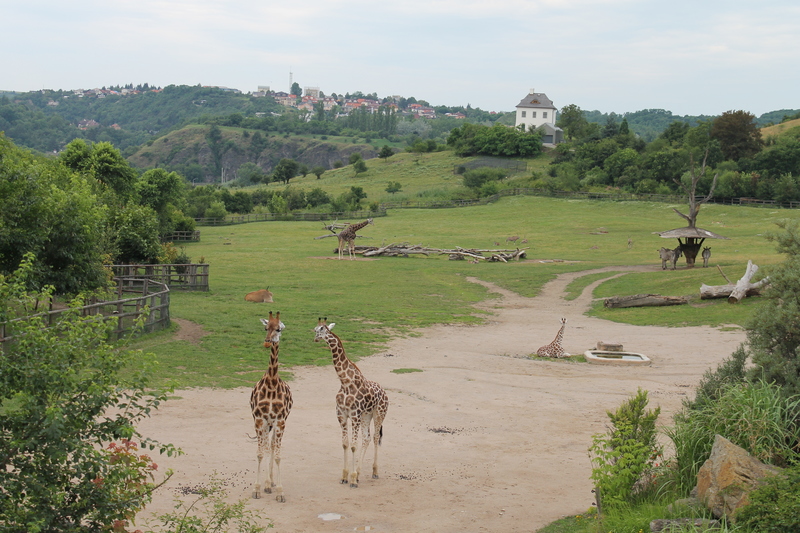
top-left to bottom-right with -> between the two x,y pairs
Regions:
131,195 -> 800,388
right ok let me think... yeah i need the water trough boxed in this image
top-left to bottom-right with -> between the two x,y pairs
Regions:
584,341 -> 651,366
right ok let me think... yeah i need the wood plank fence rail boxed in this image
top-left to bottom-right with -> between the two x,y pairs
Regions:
0,278 -> 170,347
165,230 -> 201,242
111,264 -> 209,291
194,209 -> 387,226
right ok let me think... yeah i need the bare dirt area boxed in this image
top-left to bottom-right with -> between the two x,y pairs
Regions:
137,266 -> 746,532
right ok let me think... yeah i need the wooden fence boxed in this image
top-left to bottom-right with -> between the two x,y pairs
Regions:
165,230 -> 201,242
194,209 -> 387,226
0,278 -> 170,347
112,264 -> 209,291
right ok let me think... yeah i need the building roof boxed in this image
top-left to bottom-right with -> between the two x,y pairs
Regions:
515,92 -> 555,109
654,227 -> 729,240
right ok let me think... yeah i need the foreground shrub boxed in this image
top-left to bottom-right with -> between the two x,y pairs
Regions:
736,463 -> 800,532
589,388 -> 661,512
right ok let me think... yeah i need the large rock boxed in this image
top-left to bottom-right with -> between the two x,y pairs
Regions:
695,434 -> 782,519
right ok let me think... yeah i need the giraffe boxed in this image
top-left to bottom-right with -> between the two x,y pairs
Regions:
250,311 -> 292,502
313,317 -> 388,487
337,218 -> 374,260
536,317 -> 568,358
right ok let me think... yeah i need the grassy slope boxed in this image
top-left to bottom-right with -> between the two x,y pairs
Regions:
132,194 -> 800,388
761,117 -> 800,139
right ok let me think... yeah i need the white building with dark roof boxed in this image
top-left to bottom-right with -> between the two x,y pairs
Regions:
514,89 -> 563,145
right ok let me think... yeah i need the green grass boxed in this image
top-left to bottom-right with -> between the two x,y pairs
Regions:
564,271 -> 624,301
128,196 -> 800,388
391,368 -> 424,374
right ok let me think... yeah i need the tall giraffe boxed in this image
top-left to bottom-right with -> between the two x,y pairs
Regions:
536,317 -> 568,358
250,311 -> 292,502
337,218 -> 374,260
313,317 -> 388,487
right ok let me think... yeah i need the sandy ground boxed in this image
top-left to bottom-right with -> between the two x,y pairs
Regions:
136,266 -> 746,533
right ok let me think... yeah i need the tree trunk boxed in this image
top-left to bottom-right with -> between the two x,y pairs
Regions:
700,283 -> 766,300
604,294 -> 688,308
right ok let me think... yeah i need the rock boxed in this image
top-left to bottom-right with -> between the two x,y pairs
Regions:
695,434 -> 782,519
597,341 -> 623,351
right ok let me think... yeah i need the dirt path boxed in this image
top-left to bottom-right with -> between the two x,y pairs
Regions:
137,266 -> 745,532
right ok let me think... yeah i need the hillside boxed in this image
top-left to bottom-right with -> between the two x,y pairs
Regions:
761,117 -> 800,139
127,124 -> 386,181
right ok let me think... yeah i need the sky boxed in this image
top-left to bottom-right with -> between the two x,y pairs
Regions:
2,0 -> 799,117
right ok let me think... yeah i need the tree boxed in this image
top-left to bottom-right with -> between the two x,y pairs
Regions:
379,145 -> 394,162
353,158 -> 368,177
60,139 -> 138,201
136,168 -> 187,237
290,82 -> 302,97
557,103 -> 590,141
109,204 -> 163,263
385,181 -> 402,194
711,110 -> 765,161
311,165 -> 326,179
272,158 -> 299,185
673,150 -> 718,229
0,254 -> 176,531
237,162 -> 266,184
349,152 -> 363,165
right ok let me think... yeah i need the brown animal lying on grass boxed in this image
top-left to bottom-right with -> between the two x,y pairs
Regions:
245,288 -> 274,303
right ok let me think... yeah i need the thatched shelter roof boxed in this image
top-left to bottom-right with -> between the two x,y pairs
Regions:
654,227 -> 729,240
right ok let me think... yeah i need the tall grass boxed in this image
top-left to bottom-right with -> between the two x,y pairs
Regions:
666,380 -> 800,494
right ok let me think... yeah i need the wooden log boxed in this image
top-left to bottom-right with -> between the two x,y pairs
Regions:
604,294 -> 688,308
729,261 -> 769,303
700,283 -> 766,300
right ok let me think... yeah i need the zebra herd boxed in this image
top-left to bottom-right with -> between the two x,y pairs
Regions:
658,245 -> 711,270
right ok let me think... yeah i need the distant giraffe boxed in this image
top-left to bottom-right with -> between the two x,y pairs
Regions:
537,318 -> 568,358
314,317 -> 388,487
337,219 -> 374,260
250,311 -> 292,502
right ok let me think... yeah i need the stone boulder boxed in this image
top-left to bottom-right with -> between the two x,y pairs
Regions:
695,434 -> 782,519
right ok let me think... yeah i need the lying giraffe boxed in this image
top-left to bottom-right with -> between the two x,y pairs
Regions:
537,317 -> 568,358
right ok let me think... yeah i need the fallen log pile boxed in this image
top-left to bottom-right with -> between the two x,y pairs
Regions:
329,243 -> 528,262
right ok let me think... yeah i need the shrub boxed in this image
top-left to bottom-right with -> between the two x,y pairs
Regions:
736,463 -> 800,532
667,380 -> 800,495
589,389 -> 661,513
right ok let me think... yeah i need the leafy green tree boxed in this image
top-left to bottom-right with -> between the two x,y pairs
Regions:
353,158 -> 368,177
311,165 -> 326,179
379,145 -> 394,161
385,181 -> 402,194
1,134 -> 108,294
604,147 -> 640,184
136,168 -> 187,237
0,254 -> 177,532
237,162 -> 266,184
711,110 -> 765,161
349,152 -> 363,165
60,139 -> 138,201
747,219 -> 800,397
290,82 -> 302,97
557,103 -> 591,141
272,158 -> 299,185
109,204 -> 163,263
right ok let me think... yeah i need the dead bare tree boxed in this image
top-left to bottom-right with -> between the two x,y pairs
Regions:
672,150 -> 719,229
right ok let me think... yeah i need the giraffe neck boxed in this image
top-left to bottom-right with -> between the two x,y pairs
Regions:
348,220 -> 369,233
267,342 -> 280,380
324,332 -> 361,384
553,324 -> 565,344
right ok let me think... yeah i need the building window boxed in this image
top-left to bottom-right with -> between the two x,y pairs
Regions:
532,112 -> 537,118
521,111 -> 526,118
543,112 -> 548,119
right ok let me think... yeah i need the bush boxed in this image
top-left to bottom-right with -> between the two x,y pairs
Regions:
589,389 -> 661,512
736,463 -> 800,532
667,380 -> 800,495
0,254 -> 177,532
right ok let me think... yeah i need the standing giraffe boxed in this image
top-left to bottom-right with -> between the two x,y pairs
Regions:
337,218 -> 374,260
313,317 -> 388,487
536,317 -> 568,358
250,311 -> 292,502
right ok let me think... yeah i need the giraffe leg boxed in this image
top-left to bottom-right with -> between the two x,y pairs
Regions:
371,409 -> 386,479
253,421 -> 266,499
350,417 -> 361,487
272,420 -> 286,503
338,411 -> 350,484
357,414 -> 373,482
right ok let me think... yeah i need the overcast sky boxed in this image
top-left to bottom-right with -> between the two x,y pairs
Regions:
2,0 -> 798,117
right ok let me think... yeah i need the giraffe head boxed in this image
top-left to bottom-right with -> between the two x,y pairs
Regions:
261,311 -> 285,347
313,317 -> 336,343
